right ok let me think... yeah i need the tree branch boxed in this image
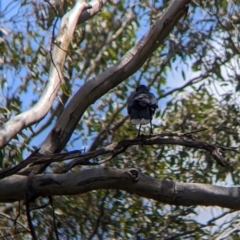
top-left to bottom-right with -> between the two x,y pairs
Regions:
0,131 -> 237,178
40,0 -> 191,155
1,168 -> 240,210
0,0 -> 91,148
77,0 -> 108,24
0,150 -> 84,179
57,132 -> 234,173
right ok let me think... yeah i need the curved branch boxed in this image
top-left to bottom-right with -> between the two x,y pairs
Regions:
40,0 -> 191,154
1,168 -> 240,210
0,1 -> 91,148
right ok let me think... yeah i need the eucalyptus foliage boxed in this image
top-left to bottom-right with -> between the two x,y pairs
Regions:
0,0 -> 240,239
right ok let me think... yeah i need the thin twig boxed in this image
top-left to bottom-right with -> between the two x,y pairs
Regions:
44,0 -> 64,88
165,209 -> 236,240
14,201 -> 21,233
98,146 -> 128,164
29,203 -> 49,211
49,196 -> 59,240
0,212 -> 29,232
88,192 -> 108,240
26,189 -> 37,240
159,74 -> 208,100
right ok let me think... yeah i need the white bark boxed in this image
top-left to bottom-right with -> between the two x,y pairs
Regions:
0,0 -> 92,148
78,0 -> 108,23
0,168 -> 239,210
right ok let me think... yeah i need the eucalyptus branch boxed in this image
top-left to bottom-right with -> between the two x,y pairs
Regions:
0,1 -> 92,148
40,0 -> 191,157
1,168 -> 240,209
0,130 -> 237,178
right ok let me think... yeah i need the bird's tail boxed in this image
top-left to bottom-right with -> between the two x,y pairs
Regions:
130,108 -> 151,125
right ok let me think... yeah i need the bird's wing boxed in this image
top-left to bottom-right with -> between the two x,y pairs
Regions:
127,92 -> 136,114
149,93 -> 158,108
134,93 -> 151,107
127,89 -> 158,114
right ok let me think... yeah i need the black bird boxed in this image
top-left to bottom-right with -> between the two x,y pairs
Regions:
127,85 -> 158,136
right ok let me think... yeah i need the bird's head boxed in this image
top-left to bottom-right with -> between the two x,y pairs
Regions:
136,85 -> 148,92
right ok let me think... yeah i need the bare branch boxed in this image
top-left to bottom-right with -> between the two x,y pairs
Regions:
1,168 -> 240,210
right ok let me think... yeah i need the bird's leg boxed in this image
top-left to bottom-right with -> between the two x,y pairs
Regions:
137,124 -> 142,137
149,121 -> 153,135
138,124 -> 144,147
